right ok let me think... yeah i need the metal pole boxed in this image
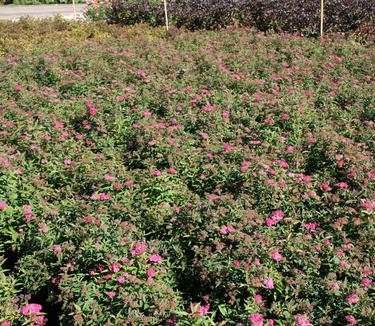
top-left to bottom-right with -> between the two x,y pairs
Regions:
320,0 -> 324,37
163,0 -> 169,31
72,0 -> 77,19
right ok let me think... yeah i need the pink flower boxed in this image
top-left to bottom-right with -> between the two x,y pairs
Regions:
295,315 -> 310,326
99,193 -> 110,200
219,225 -> 235,235
266,218 -> 277,227
143,111 -> 152,117
266,210 -> 284,227
86,102 -> 97,116
307,137 -> 317,143
285,145 -> 294,153
109,262 -> 122,273
347,294 -> 359,304
340,261 -> 349,268
253,258 -> 261,266
227,225 -> 235,232
272,251 -> 282,262
149,254 -> 162,263
199,132 -> 209,140
130,243 -> 147,256
61,131 -> 69,138
24,205 -> 35,223
85,215 -> 94,223
0,321 -> 11,326
233,260 -> 241,267
223,143 -> 233,151
305,233 -> 313,240
107,291 -> 116,299
14,85 -> 23,91
191,303 -> 209,316
304,223 -> 317,231
21,304 -> 42,316
223,111 -> 230,119
147,268 -> 156,278
248,313 -> 264,326
240,161 -> 251,173
104,175 -> 116,182
219,227 -> 228,235
264,278 -> 274,289
320,183 -> 331,191
198,304 -> 209,316
268,320 -> 275,326
54,121 -> 64,129
273,210 -> 284,220
343,243 -> 353,251
167,168 -> 177,174
152,170 -> 161,176
0,200 -> 8,211
281,114 -> 289,120
63,159 -> 72,165
33,315 -> 45,325
345,315 -> 357,325
172,206 -> 182,213
53,245 -> 62,253
330,282 -> 340,292
38,223 -> 48,233
254,294 -> 263,302
359,199 -> 374,212
335,182 -> 349,189
117,275 -> 126,284
361,278 -> 372,287
89,106 -> 97,116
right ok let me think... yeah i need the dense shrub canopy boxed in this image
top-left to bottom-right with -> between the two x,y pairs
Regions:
88,0 -> 375,34
0,18 -> 374,325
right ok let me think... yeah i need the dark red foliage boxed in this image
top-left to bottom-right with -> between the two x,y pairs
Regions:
106,0 -> 374,34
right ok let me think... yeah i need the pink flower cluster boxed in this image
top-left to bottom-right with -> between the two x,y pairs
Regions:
265,210 -> 284,227
0,200 -> 8,211
248,313 -> 264,326
149,254 -> 162,263
130,242 -> 147,256
21,304 -> 45,325
191,303 -> 210,316
24,205 -> 35,223
295,315 -> 310,326
219,225 -> 235,235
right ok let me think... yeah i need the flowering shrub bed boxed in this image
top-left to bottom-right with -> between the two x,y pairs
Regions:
0,19 -> 374,325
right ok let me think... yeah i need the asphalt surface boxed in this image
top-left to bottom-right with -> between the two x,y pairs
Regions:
0,4 -> 87,20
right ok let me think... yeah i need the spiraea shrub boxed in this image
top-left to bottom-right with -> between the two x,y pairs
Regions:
0,19 -> 374,325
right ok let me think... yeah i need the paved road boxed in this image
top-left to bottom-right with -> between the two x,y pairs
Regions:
0,4 -> 87,20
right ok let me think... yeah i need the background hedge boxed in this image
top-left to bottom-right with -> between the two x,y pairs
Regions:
89,0 -> 375,34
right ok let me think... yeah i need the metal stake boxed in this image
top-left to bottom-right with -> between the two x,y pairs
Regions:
163,0 -> 169,31
320,0 -> 324,37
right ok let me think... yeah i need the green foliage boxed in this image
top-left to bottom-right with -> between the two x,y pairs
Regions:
0,20 -> 374,325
